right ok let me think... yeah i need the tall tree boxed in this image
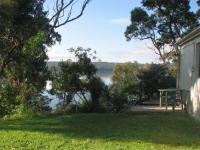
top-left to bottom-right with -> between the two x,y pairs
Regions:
112,62 -> 139,88
51,47 -> 108,112
53,47 -> 97,104
0,0 -> 91,79
0,0 -> 91,112
112,62 -> 140,96
0,0 -> 58,79
125,0 -> 199,63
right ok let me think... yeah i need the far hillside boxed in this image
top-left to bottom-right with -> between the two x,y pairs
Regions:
47,61 -> 116,76
47,61 -> 144,77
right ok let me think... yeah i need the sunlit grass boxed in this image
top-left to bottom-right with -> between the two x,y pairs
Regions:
1,112 -> 200,150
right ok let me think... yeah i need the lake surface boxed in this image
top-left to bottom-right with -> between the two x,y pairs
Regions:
99,75 -> 112,85
44,74 -> 112,109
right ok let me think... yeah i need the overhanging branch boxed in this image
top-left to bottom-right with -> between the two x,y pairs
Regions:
47,0 -> 91,30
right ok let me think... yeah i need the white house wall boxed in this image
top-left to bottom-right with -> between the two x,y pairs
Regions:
179,43 -> 195,90
179,35 -> 200,119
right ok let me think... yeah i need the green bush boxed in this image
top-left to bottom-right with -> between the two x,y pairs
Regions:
3,104 -> 34,120
0,81 -> 18,117
108,85 -> 128,113
65,104 -> 77,113
29,95 -> 52,115
54,103 -> 77,114
88,77 -> 110,112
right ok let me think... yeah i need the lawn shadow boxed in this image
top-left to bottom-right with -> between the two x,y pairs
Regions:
1,112 -> 200,148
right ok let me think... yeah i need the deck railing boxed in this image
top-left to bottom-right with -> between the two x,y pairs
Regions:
158,89 -> 190,112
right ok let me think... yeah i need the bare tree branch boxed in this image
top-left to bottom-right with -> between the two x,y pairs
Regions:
47,0 -> 91,30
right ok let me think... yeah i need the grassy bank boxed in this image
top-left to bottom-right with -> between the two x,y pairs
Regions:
1,112 -> 200,150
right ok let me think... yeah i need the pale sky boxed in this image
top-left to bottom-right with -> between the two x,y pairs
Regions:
47,0 -> 199,63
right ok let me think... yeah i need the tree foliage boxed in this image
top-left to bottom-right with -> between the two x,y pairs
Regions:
138,63 -> 176,100
125,0 -> 199,63
0,0 -> 91,79
108,85 -> 128,113
87,76 -> 109,112
197,0 -> 200,19
57,47 -> 96,103
109,62 -> 140,110
0,81 -> 18,116
0,0 -> 91,116
0,0 -> 59,77
112,62 -> 140,94
110,62 -> 176,105
52,47 -> 108,112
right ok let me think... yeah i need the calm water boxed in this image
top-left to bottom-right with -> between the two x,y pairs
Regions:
100,75 -> 112,85
43,75 -> 112,109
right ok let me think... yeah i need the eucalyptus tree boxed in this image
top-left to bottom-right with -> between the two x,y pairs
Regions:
54,47 -> 97,104
125,0 -> 199,63
0,0 -> 91,79
0,0 -> 91,114
112,62 -> 140,94
110,62 -> 140,111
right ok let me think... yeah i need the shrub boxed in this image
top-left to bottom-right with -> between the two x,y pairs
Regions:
0,81 -> 18,117
65,104 -> 77,113
3,104 -> 34,120
29,95 -> 52,115
108,85 -> 128,112
88,76 -> 109,112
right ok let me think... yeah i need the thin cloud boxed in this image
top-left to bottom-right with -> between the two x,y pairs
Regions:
111,18 -> 130,25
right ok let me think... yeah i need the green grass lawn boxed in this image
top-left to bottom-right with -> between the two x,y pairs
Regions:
1,112 -> 200,150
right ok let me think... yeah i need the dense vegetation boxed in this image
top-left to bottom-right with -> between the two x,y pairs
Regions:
0,0 -> 90,117
111,62 -> 176,107
0,0 -> 55,117
50,47 -> 109,113
47,57 -> 176,113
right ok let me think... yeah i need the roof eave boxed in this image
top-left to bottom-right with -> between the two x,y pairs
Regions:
176,26 -> 200,46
